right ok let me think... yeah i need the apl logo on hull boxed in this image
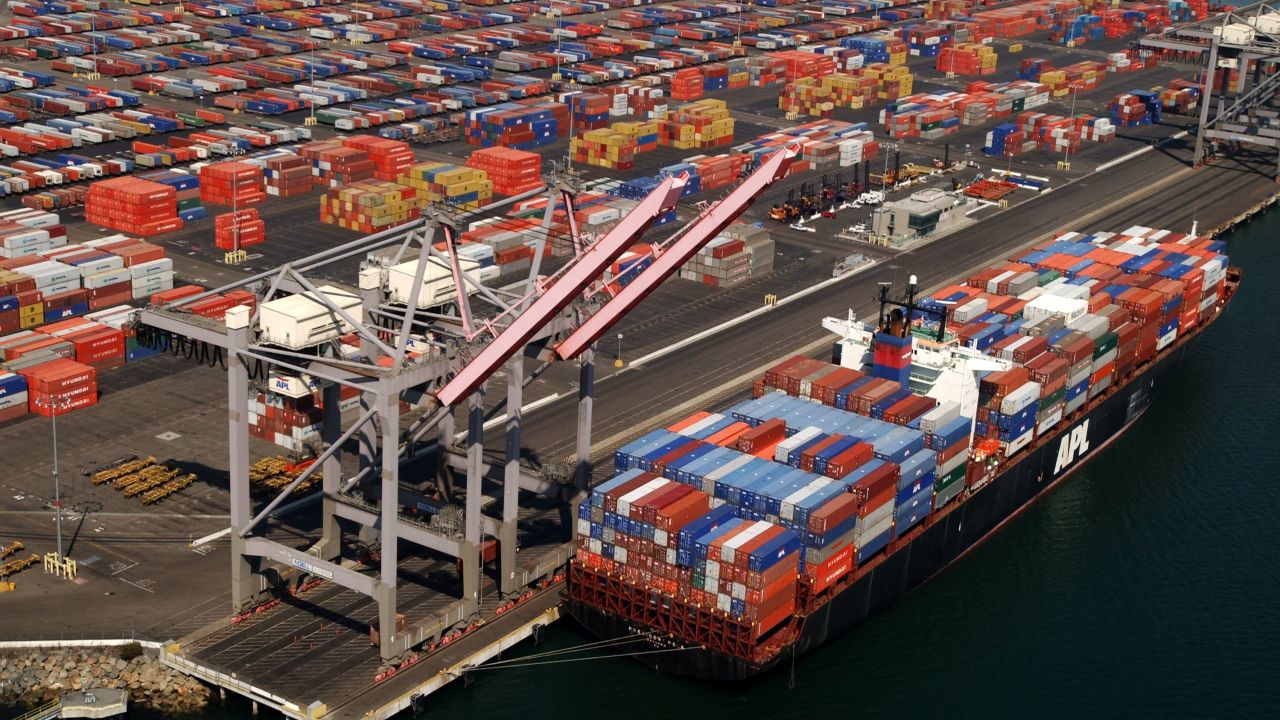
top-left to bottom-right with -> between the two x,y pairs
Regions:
1053,420 -> 1091,475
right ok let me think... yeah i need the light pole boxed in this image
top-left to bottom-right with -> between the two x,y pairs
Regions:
881,141 -> 897,192
224,143 -> 245,264
1062,89 -> 1078,172
88,14 -> 99,81
40,394 -> 70,563
615,333 -> 624,368
305,39 -> 318,127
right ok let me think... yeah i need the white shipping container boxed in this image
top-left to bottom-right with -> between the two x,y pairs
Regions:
76,256 -> 125,277
919,401 -> 960,434
1024,294 -> 1088,324
1002,427 -> 1034,455
1036,405 -> 1063,436
0,228 -> 49,250
0,391 -> 28,412
42,280 -> 79,295
998,335 -> 1032,361
774,426 -> 822,464
130,258 -> 174,277
131,270 -> 175,289
1045,283 -> 1089,301
986,270 -> 1015,294
84,269 -> 133,290
952,297 -> 988,324
679,412 -> 725,437
22,261 -> 77,287
999,381 -> 1041,416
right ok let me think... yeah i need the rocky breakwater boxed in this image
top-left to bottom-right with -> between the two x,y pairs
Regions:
0,645 -> 210,713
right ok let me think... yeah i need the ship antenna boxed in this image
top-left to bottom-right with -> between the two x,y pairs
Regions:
877,282 -> 892,331
903,275 -> 919,338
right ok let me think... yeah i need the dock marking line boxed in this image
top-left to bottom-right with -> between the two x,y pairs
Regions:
119,577 -> 155,594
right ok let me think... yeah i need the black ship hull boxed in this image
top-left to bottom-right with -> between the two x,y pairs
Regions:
566,328 -> 1204,682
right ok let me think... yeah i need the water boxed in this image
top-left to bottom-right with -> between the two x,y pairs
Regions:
150,204 -> 1280,720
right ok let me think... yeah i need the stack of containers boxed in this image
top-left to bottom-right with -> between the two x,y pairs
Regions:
0,370 -> 28,422
839,36 -> 907,65
18,357 -> 96,416
1158,82 -> 1198,114
688,154 -> 749,192
855,63 -> 913,101
565,92 -> 611,131
934,43 -> 997,75
0,209 -> 67,260
668,67 -> 704,100
139,170 -> 204,224
612,121 -> 660,153
983,123 -> 1024,156
919,402 -> 970,507
571,128 -> 638,170
575,471 -> 800,637
801,46 -> 867,73
463,100 -> 567,149
464,147 -> 542,196
746,56 -> 787,88
299,141 -> 376,188
396,162 -> 493,211
660,99 -> 733,149
34,317 -> 125,371
820,73 -> 879,110
701,64 -> 729,94
66,235 -> 169,304
773,50 -> 837,82
215,209 -> 264,251
198,161 -> 265,208
1108,91 -> 1161,126
263,155 -> 314,197
319,181 -> 421,233
778,80 -> 835,117
248,390 -> 321,453
342,136 -> 414,181
84,177 -> 182,237
976,368 -> 1041,455
67,247 -> 129,311
623,84 -> 667,119
678,223 -> 774,288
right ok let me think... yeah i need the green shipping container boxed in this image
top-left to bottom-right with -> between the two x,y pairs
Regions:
1042,386 -> 1067,408
1093,332 -> 1118,358
935,462 -> 967,493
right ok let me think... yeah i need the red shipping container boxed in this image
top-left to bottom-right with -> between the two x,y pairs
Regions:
807,542 -> 854,594
826,441 -> 874,479
736,418 -> 785,454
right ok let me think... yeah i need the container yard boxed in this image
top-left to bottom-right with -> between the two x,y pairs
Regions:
1,0 -> 1278,718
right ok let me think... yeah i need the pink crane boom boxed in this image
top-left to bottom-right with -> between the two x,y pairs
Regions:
554,144 -> 800,361
434,173 -> 688,408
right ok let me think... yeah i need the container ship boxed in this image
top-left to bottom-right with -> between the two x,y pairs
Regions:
565,225 -> 1238,681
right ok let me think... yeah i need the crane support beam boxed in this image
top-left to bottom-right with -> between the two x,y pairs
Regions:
434,174 -> 687,407
554,145 -> 800,361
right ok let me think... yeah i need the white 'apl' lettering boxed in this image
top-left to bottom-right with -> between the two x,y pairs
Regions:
1053,420 -> 1091,475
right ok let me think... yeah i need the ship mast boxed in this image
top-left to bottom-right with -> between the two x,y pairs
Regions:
875,274 -> 948,342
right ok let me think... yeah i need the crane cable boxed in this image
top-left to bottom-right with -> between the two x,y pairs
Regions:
462,646 -> 695,672
478,633 -> 660,668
